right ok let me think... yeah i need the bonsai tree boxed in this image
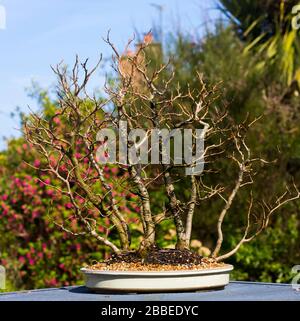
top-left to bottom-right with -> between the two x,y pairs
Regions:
24,33 -> 300,265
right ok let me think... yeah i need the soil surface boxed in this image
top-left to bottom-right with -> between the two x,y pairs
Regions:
87,248 -> 224,271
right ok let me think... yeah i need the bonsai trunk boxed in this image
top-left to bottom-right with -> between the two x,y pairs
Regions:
128,166 -> 156,255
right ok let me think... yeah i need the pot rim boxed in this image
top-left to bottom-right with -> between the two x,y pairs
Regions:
80,263 -> 233,276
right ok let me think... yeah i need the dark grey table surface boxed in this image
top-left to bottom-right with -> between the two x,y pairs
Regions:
0,281 -> 299,301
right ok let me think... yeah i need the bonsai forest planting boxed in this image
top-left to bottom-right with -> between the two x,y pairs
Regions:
24,33 -> 300,287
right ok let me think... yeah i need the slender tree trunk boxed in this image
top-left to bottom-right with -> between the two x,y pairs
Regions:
185,175 -> 197,246
129,166 -> 156,253
164,171 -> 188,250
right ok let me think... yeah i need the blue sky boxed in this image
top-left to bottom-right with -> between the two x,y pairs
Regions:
0,0 -> 220,150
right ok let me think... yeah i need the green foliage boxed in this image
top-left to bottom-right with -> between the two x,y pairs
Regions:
219,0 -> 298,39
220,0 -> 300,86
230,213 -> 299,282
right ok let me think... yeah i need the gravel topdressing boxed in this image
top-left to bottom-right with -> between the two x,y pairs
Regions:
87,259 -> 225,272
86,249 -> 225,272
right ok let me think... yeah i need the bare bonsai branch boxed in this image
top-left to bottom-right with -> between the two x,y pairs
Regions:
215,183 -> 300,262
24,33 -> 300,263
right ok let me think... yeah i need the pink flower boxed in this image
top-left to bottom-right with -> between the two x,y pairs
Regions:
75,196 -> 84,204
78,197 -> 84,204
44,178 -> 51,185
14,177 -> 22,186
34,159 -> 41,167
32,210 -> 40,219
59,165 -> 67,172
98,225 -> 105,233
124,206 -> 131,214
49,278 -> 58,287
111,167 -> 118,174
65,202 -> 73,209
46,190 -> 54,196
53,117 -> 61,125
1,194 -> 8,201
132,205 -> 141,213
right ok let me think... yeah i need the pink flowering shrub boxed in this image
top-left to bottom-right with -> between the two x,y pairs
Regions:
0,95 -> 143,290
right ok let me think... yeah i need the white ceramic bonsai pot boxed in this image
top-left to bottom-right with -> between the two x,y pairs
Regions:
81,264 -> 233,292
